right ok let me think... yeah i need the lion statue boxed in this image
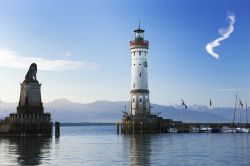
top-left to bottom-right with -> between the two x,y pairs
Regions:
25,63 -> 38,82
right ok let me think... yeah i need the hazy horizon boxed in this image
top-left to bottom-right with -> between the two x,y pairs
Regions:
0,97 -> 239,109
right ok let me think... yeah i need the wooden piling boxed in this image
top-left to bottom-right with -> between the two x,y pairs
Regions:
116,122 -> 120,134
55,122 -> 60,138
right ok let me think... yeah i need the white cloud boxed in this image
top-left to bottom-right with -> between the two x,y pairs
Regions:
0,48 -> 98,71
205,14 -> 235,59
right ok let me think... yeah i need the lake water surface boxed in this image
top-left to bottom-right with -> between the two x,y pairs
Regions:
0,126 -> 250,166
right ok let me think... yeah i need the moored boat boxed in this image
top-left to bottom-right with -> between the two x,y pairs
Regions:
221,126 -> 237,133
236,127 -> 249,133
199,125 -> 212,133
168,128 -> 178,133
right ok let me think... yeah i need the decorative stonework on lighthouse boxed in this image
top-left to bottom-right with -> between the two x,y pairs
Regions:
130,25 -> 150,115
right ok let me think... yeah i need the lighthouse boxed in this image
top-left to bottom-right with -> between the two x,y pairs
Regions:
130,25 -> 150,115
119,25 -> 166,133
118,25 -> 189,133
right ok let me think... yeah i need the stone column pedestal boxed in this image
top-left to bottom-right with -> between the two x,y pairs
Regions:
17,81 -> 43,114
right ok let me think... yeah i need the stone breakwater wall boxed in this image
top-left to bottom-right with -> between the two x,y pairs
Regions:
0,113 -> 52,136
118,115 -> 250,133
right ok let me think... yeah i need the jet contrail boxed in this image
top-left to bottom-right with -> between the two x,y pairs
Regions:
205,14 -> 235,59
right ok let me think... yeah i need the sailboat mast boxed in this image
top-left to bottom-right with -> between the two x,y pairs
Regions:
233,93 -> 238,126
246,103 -> 248,125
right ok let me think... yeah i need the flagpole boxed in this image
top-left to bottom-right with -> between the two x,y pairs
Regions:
209,99 -> 211,124
209,99 -> 213,124
244,102 -> 247,128
181,99 -> 184,123
52,109 -> 55,122
209,108 -> 211,124
233,93 -> 237,127
181,104 -> 183,122
180,99 -> 187,123
180,99 -> 182,122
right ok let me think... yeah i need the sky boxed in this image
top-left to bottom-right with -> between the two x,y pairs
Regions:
0,0 -> 250,107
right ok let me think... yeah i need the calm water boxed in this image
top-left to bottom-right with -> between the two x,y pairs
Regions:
0,126 -> 250,166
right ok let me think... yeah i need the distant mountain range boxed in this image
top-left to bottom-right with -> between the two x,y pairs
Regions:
0,99 -> 248,123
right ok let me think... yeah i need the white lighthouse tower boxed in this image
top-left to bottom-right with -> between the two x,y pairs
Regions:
130,25 -> 150,115
119,25 -> 164,133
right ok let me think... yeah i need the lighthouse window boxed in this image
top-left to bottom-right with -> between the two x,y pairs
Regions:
133,83 -> 135,88
139,51 -> 141,55
140,73 -> 141,77
140,98 -> 142,103
133,98 -> 135,103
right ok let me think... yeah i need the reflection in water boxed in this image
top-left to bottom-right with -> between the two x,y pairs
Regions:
126,134 -> 152,166
2,137 -> 52,166
1,127 -> 250,166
